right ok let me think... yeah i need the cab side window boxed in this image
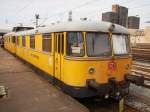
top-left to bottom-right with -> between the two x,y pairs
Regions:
30,35 -> 35,49
9,37 -> 10,43
22,35 -> 26,47
16,36 -> 19,45
42,34 -> 52,52
12,36 -> 16,43
67,32 -> 84,57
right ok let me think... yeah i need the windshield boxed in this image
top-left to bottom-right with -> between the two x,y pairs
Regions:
112,35 -> 129,55
86,32 -> 111,57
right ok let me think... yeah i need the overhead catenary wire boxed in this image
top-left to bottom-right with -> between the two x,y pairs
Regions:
40,0 -> 102,25
13,0 -> 35,18
129,3 -> 150,10
8,0 -> 150,28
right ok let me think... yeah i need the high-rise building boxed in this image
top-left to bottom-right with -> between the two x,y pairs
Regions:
102,12 -> 118,24
128,16 -> 140,29
102,4 -> 140,28
112,4 -> 128,27
112,4 -> 119,12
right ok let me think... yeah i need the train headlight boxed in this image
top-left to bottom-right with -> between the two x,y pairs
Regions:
88,67 -> 95,74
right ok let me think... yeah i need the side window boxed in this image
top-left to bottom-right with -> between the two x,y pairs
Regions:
7,37 -> 9,43
22,35 -> 26,47
58,35 -> 61,53
12,36 -> 16,43
42,34 -> 52,52
61,34 -> 64,54
30,35 -> 35,49
17,36 -> 19,45
4,37 -> 6,43
9,37 -> 10,43
67,32 -> 84,57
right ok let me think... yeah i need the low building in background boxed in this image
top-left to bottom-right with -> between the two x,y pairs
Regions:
129,26 -> 150,44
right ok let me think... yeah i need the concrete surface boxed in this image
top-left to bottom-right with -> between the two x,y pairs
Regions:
0,47 -> 89,112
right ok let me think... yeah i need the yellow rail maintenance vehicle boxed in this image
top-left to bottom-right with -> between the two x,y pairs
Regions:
4,21 -> 144,99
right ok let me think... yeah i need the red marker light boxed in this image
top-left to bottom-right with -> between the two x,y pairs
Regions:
108,61 -> 117,72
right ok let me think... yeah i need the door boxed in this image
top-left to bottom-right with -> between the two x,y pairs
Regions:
54,33 -> 64,81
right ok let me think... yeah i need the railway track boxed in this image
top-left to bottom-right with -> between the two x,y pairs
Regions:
131,61 -> 150,89
77,97 -> 138,112
131,43 -> 150,89
132,49 -> 150,62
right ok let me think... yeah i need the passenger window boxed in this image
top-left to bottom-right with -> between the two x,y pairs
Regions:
9,37 -> 10,43
61,34 -> 64,54
42,34 -> 52,52
7,37 -> 9,43
67,32 -> 84,57
58,35 -> 61,53
30,35 -> 35,49
12,36 -> 16,43
5,37 -> 7,43
16,36 -> 19,45
22,35 -> 26,47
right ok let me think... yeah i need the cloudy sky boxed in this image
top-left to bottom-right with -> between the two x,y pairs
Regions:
0,0 -> 150,28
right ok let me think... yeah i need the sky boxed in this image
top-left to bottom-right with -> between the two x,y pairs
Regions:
0,0 -> 150,29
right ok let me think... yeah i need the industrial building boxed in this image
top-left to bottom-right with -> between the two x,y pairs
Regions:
129,26 -> 150,43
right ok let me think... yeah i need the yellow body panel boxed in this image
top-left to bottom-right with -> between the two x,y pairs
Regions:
26,35 -> 30,49
15,34 -> 54,76
16,46 -> 54,76
35,34 -> 42,51
4,36 -> 16,54
63,58 -> 131,87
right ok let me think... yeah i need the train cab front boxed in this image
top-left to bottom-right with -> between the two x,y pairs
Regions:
63,30 -> 134,99
86,32 -> 133,99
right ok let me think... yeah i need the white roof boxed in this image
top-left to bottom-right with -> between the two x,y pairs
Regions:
5,21 -> 128,36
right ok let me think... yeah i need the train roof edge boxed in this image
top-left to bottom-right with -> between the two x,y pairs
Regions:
4,21 -> 129,36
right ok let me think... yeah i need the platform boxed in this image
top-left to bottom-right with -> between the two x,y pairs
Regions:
0,47 -> 89,112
